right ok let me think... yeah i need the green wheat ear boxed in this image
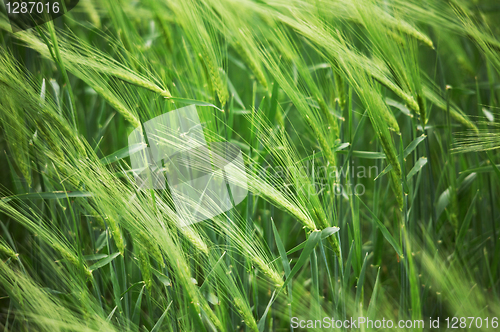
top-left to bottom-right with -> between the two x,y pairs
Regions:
136,244 -> 153,294
233,40 -> 268,90
0,237 -> 18,261
0,94 -> 31,187
337,52 -> 404,209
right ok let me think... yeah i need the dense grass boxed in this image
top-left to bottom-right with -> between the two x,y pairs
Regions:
0,0 -> 500,331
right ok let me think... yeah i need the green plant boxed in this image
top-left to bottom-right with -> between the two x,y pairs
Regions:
0,0 -> 499,331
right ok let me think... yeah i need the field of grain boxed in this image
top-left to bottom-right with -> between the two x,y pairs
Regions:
1,0 -> 500,331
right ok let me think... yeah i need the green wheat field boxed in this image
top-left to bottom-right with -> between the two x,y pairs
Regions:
1,0 -> 500,331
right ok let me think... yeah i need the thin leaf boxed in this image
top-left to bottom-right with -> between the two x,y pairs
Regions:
257,291 -> 276,332
100,143 -> 147,165
152,268 -> 172,287
272,218 -> 291,278
120,281 -> 145,298
456,191 -> 479,250
89,252 -> 120,272
286,227 -> 339,255
375,135 -> 427,180
281,230 -> 322,290
151,301 -> 173,332
168,97 -> 223,112
358,197 -> 403,257
386,97 -> 412,117
355,253 -> 369,307
106,306 -> 118,322
366,268 -> 381,318
131,285 -> 145,329
407,157 -> 428,180
337,150 -> 386,159
84,254 -> 108,261
1,191 -> 92,203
